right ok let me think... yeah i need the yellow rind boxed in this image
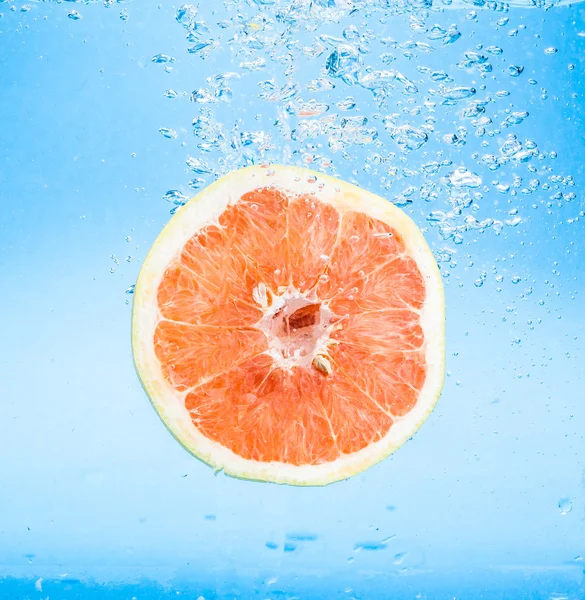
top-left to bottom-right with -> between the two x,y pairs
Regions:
132,164 -> 445,486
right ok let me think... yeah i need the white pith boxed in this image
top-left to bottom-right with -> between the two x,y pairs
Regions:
253,285 -> 336,372
132,164 -> 446,486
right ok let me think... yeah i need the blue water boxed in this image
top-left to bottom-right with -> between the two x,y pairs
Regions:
1,0 -> 584,598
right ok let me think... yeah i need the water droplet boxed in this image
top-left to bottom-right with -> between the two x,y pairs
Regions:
558,498 -> 572,515
544,47 -> 558,55
164,89 -> 179,99
68,10 -> 82,20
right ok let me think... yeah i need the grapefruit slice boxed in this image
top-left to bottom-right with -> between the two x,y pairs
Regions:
132,165 -> 445,486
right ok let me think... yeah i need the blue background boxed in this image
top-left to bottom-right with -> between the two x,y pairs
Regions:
0,0 -> 584,597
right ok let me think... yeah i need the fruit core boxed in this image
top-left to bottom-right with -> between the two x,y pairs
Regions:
254,284 -> 336,375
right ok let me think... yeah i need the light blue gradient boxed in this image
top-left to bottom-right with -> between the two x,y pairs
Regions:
0,1 -> 584,598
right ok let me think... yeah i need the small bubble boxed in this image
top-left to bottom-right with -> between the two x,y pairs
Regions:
186,156 -> 211,174
164,89 -> 179,99
558,498 -> 572,515
176,4 -> 198,31
68,10 -> 81,20
152,53 -> 175,64
163,190 -> 189,205
125,285 -> 135,295
337,97 -> 356,111
507,65 -> 524,77
511,276 -> 521,284
544,47 -> 558,55
159,127 -> 178,139
240,57 -> 266,71
189,178 -> 205,189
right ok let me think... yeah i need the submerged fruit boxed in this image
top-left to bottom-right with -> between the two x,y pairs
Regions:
132,165 -> 445,486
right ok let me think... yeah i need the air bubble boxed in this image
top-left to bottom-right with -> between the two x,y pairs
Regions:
558,498 -> 572,515
507,65 -> 524,77
152,53 -> 175,64
159,127 -> 178,139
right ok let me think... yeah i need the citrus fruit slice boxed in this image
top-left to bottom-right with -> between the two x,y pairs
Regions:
132,165 -> 445,486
